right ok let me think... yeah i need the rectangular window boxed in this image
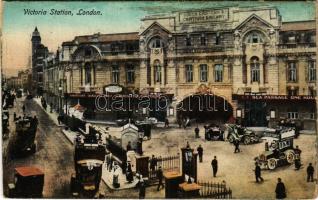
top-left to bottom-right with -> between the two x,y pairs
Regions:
308,61 -> 316,82
251,64 -> 260,82
287,62 -> 297,82
186,36 -> 191,46
85,65 -> 91,85
270,110 -> 276,119
201,36 -> 206,46
287,112 -> 298,119
155,64 -> 162,83
287,88 -> 298,96
200,64 -> 208,82
309,87 -> 316,96
112,65 -> 119,83
214,64 -> 223,82
126,65 -> 135,84
185,65 -> 193,83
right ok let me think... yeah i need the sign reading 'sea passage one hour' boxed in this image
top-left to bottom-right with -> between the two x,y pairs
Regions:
179,9 -> 229,24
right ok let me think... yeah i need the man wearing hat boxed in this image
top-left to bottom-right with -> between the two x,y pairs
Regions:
157,166 -> 164,191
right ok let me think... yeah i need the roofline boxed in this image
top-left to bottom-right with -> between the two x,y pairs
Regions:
74,32 -> 139,38
282,20 -> 316,24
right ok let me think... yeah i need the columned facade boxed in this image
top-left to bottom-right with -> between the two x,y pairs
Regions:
42,6 -> 316,130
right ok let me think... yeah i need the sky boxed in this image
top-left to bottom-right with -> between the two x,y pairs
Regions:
1,1 -> 316,77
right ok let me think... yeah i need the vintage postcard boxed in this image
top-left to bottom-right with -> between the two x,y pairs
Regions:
1,0 -> 317,199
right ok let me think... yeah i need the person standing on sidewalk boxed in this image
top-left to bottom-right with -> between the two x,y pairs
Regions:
139,176 -> 146,198
197,145 -> 203,163
254,162 -> 264,183
275,178 -> 286,199
294,145 -> 302,170
307,163 -> 314,182
164,118 -> 169,128
22,105 -> 25,113
211,156 -> 218,177
234,139 -> 240,153
157,166 -> 164,191
195,126 -> 200,138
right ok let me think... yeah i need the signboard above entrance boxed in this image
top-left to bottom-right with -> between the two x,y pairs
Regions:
232,94 -> 315,101
179,8 -> 229,24
104,85 -> 123,93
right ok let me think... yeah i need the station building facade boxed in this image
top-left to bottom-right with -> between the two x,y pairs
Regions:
43,6 -> 316,130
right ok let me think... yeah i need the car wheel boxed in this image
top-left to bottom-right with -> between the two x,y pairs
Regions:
243,136 -> 251,145
267,158 -> 277,170
285,150 -> 295,164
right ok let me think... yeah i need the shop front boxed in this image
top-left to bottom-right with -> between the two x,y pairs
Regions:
233,94 -> 316,130
64,84 -> 173,122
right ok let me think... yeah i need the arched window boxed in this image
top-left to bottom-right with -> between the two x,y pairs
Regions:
149,36 -> 163,48
250,57 -> 260,82
245,31 -> 264,44
154,60 -> 162,83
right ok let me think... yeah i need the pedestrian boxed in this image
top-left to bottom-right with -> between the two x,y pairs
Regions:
139,176 -> 146,198
211,156 -> 218,177
122,159 -> 127,174
109,157 -> 113,172
275,178 -> 286,199
150,155 -> 158,172
186,141 -> 190,149
197,145 -> 203,163
195,126 -> 200,138
22,105 -> 25,113
307,163 -> 314,182
254,162 -> 264,183
234,139 -> 240,153
127,141 -> 132,152
164,118 -> 169,128
126,162 -> 134,183
157,166 -> 164,191
294,145 -> 302,170
13,112 -> 17,121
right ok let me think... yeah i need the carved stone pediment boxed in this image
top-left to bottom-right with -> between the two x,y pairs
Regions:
236,14 -> 274,33
140,22 -> 170,37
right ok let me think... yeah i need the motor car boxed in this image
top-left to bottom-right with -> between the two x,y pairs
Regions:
8,166 -> 44,198
225,124 -> 259,144
204,124 -> 224,141
255,129 -> 296,170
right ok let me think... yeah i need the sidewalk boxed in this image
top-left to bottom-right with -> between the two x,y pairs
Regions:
33,97 -> 64,127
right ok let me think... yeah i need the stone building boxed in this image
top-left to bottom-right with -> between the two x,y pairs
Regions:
6,69 -> 32,91
31,27 -> 49,96
43,6 -> 316,130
